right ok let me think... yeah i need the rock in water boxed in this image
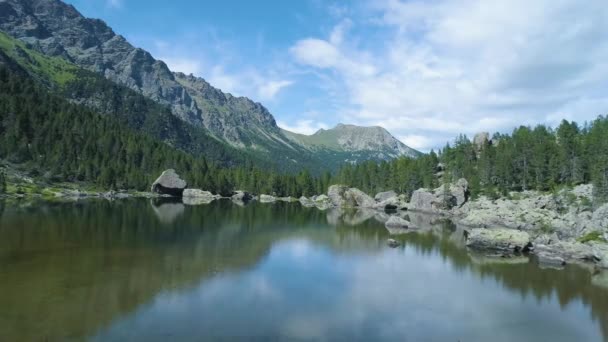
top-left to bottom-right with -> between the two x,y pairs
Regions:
328,185 -> 351,207
182,189 -> 217,205
466,228 -> 532,253
151,169 -> 187,196
259,194 -> 277,203
536,252 -> 566,268
345,188 -> 375,208
387,239 -> 400,248
385,216 -> 413,228
232,191 -> 253,203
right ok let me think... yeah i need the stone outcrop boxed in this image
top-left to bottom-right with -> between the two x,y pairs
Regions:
151,169 -> 187,196
345,188 -> 375,208
466,228 -> 532,253
455,185 -> 607,241
327,185 -> 351,207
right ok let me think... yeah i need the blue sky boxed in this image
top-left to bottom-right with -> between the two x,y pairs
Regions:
65,0 -> 608,151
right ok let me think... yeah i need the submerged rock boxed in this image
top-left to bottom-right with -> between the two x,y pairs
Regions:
385,216 -> 413,228
536,251 -> 566,269
151,169 -> 187,197
387,239 -> 400,248
466,228 -> 531,253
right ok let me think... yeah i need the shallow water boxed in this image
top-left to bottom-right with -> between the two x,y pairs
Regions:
0,199 -> 606,341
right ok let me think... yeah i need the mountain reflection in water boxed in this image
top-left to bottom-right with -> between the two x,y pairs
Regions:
0,199 -> 606,341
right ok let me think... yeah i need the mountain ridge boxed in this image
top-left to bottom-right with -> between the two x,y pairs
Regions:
0,0 -> 421,170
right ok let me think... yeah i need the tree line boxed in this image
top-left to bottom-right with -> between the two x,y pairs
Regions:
334,117 -> 608,204
1,64 -> 607,203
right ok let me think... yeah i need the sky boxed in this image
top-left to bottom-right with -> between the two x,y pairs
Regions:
65,0 -> 608,152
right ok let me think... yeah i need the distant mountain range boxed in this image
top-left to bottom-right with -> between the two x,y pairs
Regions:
0,0 -> 420,171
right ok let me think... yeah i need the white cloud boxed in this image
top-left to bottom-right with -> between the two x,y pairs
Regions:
290,39 -> 342,69
258,80 -> 293,100
277,119 -> 329,135
289,0 -> 608,150
106,0 -> 123,9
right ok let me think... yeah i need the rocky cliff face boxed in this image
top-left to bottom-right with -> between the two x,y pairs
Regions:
283,123 -> 420,160
0,0 -> 293,148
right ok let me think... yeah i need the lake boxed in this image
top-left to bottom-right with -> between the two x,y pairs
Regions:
0,198 -> 606,341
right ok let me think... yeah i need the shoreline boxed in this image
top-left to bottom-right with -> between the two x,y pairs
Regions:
2,178 -> 607,270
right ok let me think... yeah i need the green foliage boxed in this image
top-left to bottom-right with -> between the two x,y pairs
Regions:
577,231 -> 606,243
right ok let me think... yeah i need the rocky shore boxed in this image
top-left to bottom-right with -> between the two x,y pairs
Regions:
4,168 -> 608,269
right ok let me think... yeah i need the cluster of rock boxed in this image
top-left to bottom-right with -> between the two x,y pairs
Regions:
147,169 -> 608,269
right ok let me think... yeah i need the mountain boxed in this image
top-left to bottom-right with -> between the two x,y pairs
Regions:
0,0 -> 420,171
283,124 -> 420,162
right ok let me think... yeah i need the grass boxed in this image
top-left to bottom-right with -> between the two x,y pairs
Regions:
577,231 -> 607,243
0,31 -> 77,85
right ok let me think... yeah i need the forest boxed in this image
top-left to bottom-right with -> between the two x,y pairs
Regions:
1,64 -> 607,203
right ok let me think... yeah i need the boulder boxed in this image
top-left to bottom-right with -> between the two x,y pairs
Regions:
536,251 -> 566,268
409,179 -> 469,213
327,185 -> 375,208
232,191 -> 253,202
183,189 -> 215,198
299,196 -> 315,207
259,194 -> 276,203
409,189 -> 437,213
466,228 -> 532,253
314,194 -> 333,210
151,169 -> 187,196
327,185 -> 351,207
375,190 -> 398,202
345,188 -> 375,208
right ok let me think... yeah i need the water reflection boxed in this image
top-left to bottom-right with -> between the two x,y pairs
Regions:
0,199 -> 606,341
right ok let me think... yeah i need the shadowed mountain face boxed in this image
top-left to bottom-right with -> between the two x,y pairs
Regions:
0,199 -> 607,341
0,0 -> 419,170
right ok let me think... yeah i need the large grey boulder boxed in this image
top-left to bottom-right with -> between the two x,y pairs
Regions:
345,188 -> 375,208
151,169 -> 187,196
409,178 -> 469,213
409,189 -> 437,213
328,185 -> 351,207
375,191 -> 398,202
466,228 -> 531,253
